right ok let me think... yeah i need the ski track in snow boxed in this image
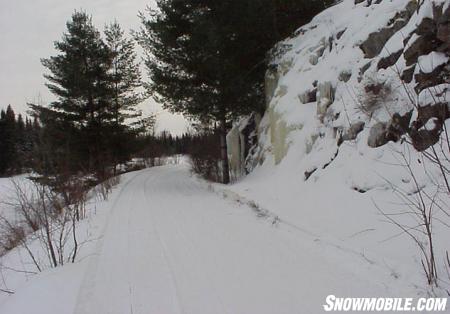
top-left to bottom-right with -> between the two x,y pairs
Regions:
71,165 -> 408,314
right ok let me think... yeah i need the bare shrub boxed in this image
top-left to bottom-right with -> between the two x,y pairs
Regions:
94,173 -> 121,201
343,48 -> 450,289
153,157 -> 166,167
188,130 -> 223,182
377,146 -> 441,287
0,178 -> 87,270
50,175 -> 88,221
0,221 -> 26,255
357,77 -> 394,118
446,251 -> 450,295
372,58 -> 449,288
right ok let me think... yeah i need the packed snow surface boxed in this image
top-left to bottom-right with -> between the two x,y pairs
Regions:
0,164 -> 435,314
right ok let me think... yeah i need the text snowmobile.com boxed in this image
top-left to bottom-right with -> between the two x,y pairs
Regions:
323,295 -> 447,312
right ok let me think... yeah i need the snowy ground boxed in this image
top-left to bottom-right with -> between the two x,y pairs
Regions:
1,1 -> 448,312
0,175 -> 34,222
0,163 -> 442,314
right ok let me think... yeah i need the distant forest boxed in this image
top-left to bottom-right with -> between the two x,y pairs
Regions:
0,105 -> 39,175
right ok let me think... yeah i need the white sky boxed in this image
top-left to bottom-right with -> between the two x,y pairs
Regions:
0,0 -> 189,135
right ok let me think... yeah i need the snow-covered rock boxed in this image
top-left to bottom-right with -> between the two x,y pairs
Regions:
226,0 -> 450,179
255,0 -> 449,167
227,113 -> 261,181
228,0 -> 450,295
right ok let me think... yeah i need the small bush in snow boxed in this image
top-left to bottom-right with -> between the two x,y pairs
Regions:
358,77 -> 393,118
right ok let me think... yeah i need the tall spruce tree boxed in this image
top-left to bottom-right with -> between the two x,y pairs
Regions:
36,11 -> 113,175
33,11 -> 147,178
272,0 -> 335,39
0,109 -> 7,175
105,21 -> 145,168
0,106 -> 17,174
15,114 -> 26,171
137,0 -> 329,183
105,21 -> 143,126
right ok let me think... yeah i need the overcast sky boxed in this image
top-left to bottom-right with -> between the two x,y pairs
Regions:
0,0 -> 189,135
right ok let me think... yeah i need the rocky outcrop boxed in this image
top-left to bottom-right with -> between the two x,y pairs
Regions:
367,112 -> 412,148
228,0 -> 450,180
340,122 -> 365,144
360,1 -> 417,58
227,113 -> 261,181
409,103 -> 450,151
269,108 -> 292,165
377,49 -> 403,70
317,82 -> 335,120
298,89 -> 317,104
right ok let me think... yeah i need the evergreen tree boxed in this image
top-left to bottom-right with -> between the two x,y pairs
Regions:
0,107 -> 39,175
105,21 -> 143,126
0,109 -> 6,175
137,0 -> 330,183
31,12 -> 148,179
22,117 -> 34,169
104,21 -> 145,168
32,12 -> 114,177
0,106 -> 17,174
15,114 -> 26,171
36,11 -> 113,175
272,0 -> 335,39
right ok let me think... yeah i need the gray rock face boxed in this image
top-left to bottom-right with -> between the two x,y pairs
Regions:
403,2 -> 450,94
367,112 -> 413,148
436,5 -> 450,51
366,1 -> 450,151
403,33 -> 438,67
409,103 -> 450,151
377,49 -> 403,70
229,0 -> 450,178
341,122 -> 365,142
265,65 -> 280,106
436,4 -> 450,51
338,71 -> 352,82
316,82 -> 335,119
298,89 -> 317,104
414,63 -> 449,94
360,1 -> 417,58
227,113 -> 261,181
368,123 -> 388,148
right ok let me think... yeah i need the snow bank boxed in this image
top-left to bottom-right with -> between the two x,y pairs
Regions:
229,0 -> 450,296
0,171 -> 141,311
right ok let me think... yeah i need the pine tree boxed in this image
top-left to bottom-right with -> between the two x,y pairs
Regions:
105,21 -> 143,126
104,21 -> 145,168
15,114 -> 26,172
137,0 -> 330,183
0,106 -> 17,175
272,0 -> 335,39
32,12 -> 148,179
37,11 -> 113,175
0,109 -> 6,175
22,117 -> 35,169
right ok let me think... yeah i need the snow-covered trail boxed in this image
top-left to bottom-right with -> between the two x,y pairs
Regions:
72,165 -> 399,314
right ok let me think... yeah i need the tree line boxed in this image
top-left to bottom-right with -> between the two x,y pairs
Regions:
0,105 -> 40,176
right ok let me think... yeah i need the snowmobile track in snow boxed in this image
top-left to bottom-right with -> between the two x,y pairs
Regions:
71,165 -> 413,314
